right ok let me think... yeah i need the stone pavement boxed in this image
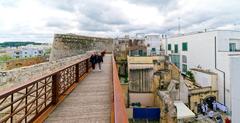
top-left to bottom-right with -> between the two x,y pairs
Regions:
45,55 -> 113,123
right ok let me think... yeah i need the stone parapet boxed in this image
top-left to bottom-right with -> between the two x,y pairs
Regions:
50,34 -> 113,61
0,51 -> 93,91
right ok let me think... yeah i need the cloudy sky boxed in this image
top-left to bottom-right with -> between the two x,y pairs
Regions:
0,0 -> 240,42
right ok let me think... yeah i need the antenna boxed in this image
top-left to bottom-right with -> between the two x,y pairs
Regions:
178,17 -> 181,35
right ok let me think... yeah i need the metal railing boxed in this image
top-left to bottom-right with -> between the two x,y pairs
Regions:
189,86 -> 217,94
0,57 -> 91,123
112,56 -> 128,123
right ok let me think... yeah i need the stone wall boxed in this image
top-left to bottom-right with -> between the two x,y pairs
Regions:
50,34 -> 113,61
0,52 -> 93,92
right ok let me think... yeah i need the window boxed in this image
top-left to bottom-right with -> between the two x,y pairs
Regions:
130,50 -> 139,56
182,64 -> 187,73
171,55 -> 180,68
182,42 -> 188,51
168,44 -> 171,50
229,39 -> 240,51
229,43 -> 236,52
139,50 -> 143,56
152,48 -> 156,51
182,55 -> 187,63
174,44 -> 178,53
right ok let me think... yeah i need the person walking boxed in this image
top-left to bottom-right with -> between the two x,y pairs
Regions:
90,53 -> 97,70
96,53 -> 103,71
101,50 -> 106,57
212,100 -> 217,111
205,103 -> 208,115
201,103 -> 206,115
208,110 -> 214,119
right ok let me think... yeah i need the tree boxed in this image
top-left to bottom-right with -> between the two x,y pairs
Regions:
44,48 -> 51,56
186,71 -> 195,82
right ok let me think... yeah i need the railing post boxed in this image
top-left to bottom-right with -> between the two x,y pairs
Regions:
86,59 -> 89,73
52,72 -> 60,105
75,63 -> 80,82
11,94 -> 13,123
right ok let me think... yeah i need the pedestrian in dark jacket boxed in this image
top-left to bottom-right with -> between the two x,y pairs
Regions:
90,53 -> 96,70
96,53 -> 103,71
101,50 -> 106,57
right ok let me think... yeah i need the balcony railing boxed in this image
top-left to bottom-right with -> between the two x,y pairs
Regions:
112,56 -> 128,123
0,57 -> 91,123
0,52 -> 127,123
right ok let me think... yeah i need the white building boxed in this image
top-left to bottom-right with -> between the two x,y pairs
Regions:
11,48 -> 43,58
6,44 -> 51,58
162,30 -> 240,121
230,56 -> 240,123
144,34 -> 161,56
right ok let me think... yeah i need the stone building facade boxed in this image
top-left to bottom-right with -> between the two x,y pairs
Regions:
50,34 -> 113,61
151,57 -> 181,123
152,57 -> 181,100
127,56 -> 163,92
180,77 -> 218,113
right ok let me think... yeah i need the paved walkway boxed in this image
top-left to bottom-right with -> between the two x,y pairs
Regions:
45,55 -> 113,123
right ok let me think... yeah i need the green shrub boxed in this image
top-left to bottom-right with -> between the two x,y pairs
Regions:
186,71 -> 195,82
0,55 -> 13,62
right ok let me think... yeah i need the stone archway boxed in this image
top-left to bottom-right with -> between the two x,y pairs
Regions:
204,96 -> 216,110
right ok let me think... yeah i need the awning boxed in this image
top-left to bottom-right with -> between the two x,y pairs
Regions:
174,101 -> 195,119
128,64 -> 154,69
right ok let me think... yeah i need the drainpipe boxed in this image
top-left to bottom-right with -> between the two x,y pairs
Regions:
214,36 -> 226,105
165,35 -> 168,55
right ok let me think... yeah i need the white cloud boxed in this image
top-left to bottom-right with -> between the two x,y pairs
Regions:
0,0 -> 240,42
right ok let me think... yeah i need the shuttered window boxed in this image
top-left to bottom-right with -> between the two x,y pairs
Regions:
182,42 -> 188,51
168,44 -> 171,50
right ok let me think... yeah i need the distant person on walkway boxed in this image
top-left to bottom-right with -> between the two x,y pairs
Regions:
90,53 -> 97,70
101,50 -> 106,57
96,53 -> 103,71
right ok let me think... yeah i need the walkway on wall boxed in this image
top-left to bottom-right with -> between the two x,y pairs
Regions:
45,55 -> 113,123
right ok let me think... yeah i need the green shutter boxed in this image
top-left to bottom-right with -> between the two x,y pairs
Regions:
152,48 -> 156,51
182,64 -> 187,73
168,44 -> 171,50
182,42 -> 188,51
229,43 -> 236,52
174,44 -> 178,53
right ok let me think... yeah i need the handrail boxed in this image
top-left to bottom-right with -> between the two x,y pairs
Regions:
112,55 -> 128,123
0,56 -> 91,123
0,56 -> 90,98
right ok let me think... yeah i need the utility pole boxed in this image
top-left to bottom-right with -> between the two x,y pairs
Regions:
178,17 -> 181,35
